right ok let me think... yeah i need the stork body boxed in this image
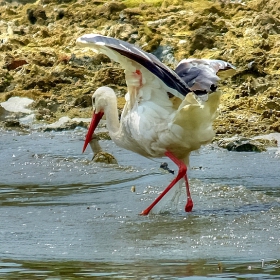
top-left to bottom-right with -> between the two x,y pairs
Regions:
76,34 -> 235,215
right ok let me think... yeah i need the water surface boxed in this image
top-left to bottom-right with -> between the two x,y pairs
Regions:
0,129 -> 279,279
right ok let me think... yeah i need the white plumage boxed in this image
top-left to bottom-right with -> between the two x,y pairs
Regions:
76,34 -> 235,215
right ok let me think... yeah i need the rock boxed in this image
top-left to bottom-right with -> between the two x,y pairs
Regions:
0,0 -> 279,142
253,133 -> 280,148
1,96 -> 34,114
4,119 -> 21,127
160,162 -> 174,174
96,2 -> 126,20
88,135 -> 117,164
0,105 -> 10,121
120,7 -> 142,23
69,53 -> 110,68
252,14 -> 280,35
36,107 -> 54,120
265,101 -> 280,111
141,33 -> 162,53
27,7 -> 48,24
95,131 -> 111,140
270,121 -> 280,133
0,69 -> 12,92
74,95 -> 92,108
152,45 -> 176,66
218,137 -> 270,152
93,67 -> 126,87
43,116 -> 89,131
93,152 -> 118,164
188,26 -> 216,55
4,55 -> 28,70
104,23 -> 138,42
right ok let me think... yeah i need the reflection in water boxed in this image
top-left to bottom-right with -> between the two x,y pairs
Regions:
0,130 -> 279,279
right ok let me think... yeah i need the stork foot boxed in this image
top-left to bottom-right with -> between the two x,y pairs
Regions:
185,198 -> 193,212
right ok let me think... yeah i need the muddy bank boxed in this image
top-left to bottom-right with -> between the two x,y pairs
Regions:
0,0 -> 279,139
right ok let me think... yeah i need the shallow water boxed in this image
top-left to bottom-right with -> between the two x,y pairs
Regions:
0,129 -> 279,279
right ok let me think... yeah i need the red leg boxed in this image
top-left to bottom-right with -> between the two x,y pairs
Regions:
184,174 -> 193,212
140,151 -> 192,215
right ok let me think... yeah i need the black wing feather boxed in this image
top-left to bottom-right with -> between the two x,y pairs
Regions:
77,35 -> 191,97
174,59 -> 236,93
77,34 -> 235,96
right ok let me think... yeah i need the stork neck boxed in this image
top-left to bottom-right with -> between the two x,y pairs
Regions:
104,103 -> 120,135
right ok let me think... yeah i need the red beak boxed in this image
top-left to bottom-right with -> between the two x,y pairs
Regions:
83,111 -> 104,153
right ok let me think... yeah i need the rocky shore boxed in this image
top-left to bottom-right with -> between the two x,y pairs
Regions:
0,0 -> 279,147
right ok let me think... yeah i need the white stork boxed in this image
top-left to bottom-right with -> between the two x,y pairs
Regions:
76,34 -> 235,215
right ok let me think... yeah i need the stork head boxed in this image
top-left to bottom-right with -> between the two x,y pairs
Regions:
83,87 -> 115,153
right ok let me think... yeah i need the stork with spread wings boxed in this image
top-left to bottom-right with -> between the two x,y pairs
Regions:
77,34 -> 235,215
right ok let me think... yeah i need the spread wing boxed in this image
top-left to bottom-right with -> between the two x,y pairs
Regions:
76,34 -> 235,98
175,58 -> 236,94
77,34 -> 191,99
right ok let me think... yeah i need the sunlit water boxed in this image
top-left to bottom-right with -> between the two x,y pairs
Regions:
0,128 -> 279,279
